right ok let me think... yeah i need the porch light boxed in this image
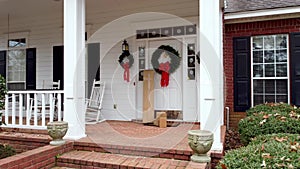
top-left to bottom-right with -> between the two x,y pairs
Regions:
122,40 -> 129,53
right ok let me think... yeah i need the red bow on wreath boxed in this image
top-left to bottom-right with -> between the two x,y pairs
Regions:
119,51 -> 134,83
151,45 -> 180,87
159,62 -> 170,87
123,62 -> 130,82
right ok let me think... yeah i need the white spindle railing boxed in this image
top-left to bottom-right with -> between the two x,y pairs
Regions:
3,90 -> 64,129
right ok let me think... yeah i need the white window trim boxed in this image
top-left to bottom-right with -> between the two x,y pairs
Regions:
5,31 -> 30,39
250,34 -> 290,107
7,36 -> 28,88
5,31 -> 30,49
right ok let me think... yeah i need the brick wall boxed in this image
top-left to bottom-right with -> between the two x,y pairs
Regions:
0,131 -> 73,169
0,142 -> 73,169
224,18 -> 300,129
0,134 -> 49,153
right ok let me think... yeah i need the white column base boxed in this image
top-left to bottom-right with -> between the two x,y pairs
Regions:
211,125 -> 223,151
212,143 -> 223,151
64,134 -> 87,140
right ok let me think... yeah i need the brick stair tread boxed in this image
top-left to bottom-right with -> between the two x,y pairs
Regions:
56,150 -> 206,169
74,141 -> 192,161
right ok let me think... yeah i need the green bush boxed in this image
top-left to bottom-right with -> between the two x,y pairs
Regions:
246,103 -> 296,116
0,74 -> 7,110
0,112 -> 3,126
217,133 -> 300,169
0,144 -> 16,159
238,103 -> 300,144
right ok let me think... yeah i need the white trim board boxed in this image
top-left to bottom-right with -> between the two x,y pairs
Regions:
224,6 -> 300,21
131,15 -> 198,30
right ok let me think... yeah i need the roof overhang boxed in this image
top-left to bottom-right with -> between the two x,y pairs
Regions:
224,6 -> 300,24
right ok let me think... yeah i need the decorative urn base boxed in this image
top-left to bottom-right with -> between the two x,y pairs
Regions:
188,130 -> 213,163
47,121 -> 68,146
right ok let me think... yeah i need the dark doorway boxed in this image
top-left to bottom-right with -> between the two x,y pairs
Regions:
53,46 -> 64,90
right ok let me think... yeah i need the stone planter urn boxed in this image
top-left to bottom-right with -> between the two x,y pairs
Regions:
188,130 -> 213,163
47,121 -> 68,146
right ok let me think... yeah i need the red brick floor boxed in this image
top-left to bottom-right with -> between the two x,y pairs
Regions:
77,120 -> 199,152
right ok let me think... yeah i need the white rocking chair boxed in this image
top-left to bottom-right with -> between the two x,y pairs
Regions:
28,93 -> 58,122
29,80 -> 60,121
85,79 -> 105,124
33,80 -> 61,120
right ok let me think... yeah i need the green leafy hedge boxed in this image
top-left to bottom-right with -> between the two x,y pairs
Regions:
0,144 -> 16,159
0,112 -> 3,126
0,75 -> 7,110
238,103 -> 300,144
246,103 -> 297,116
217,133 -> 300,169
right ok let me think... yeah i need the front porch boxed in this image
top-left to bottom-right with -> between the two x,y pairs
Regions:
0,0 -> 225,152
0,121 -> 224,168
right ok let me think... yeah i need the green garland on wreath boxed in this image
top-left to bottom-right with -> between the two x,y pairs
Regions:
151,45 -> 181,74
196,51 -> 200,64
118,51 -> 134,69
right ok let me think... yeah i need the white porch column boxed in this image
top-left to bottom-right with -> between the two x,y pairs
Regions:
199,0 -> 224,151
63,0 -> 86,139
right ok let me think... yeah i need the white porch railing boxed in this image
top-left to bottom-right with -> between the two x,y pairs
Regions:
3,90 -> 64,129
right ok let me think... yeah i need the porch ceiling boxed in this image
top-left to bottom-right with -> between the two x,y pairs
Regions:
0,0 -> 198,33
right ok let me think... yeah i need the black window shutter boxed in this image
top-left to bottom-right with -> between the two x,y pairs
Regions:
233,37 -> 251,112
26,48 -> 36,90
53,46 -> 64,90
0,51 -> 6,78
290,32 -> 300,106
95,66 -> 100,81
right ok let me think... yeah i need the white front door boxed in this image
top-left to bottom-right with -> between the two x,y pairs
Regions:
136,38 -> 198,121
148,39 -> 183,111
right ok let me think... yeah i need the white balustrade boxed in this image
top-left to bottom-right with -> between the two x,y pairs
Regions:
3,90 -> 64,130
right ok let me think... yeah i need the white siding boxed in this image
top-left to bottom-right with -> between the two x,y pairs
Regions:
88,13 -> 198,121
0,15 -> 64,89
89,22 -> 138,120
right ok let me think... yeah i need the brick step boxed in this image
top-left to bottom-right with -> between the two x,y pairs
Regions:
131,119 -> 200,126
74,141 -> 192,161
56,150 -> 207,169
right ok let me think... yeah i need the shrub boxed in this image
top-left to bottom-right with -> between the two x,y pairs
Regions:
0,112 -> 3,126
246,103 -> 296,116
225,129 -> 244,151
217,133 -> 300,169
0,144 -> 16,159
238,103 -> 300,144
0,74 -> 7,110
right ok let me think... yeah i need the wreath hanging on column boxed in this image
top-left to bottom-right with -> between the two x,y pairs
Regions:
118,51 -> 134,82
151,45 -> 181,87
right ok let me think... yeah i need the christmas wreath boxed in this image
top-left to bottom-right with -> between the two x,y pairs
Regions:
196,51 -> 200,64
118,51 -> 134,69
118,51 -> 134,82
151,45 -> 180,74
151,45 -> 181,87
